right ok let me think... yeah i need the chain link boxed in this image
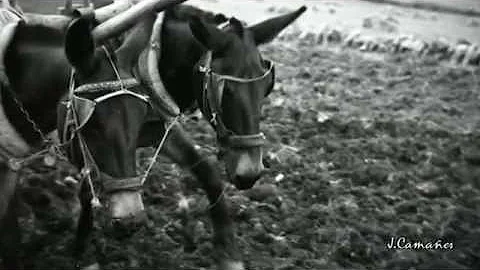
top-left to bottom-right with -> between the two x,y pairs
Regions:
3,83 -> 71,171
8,89 -> 49,144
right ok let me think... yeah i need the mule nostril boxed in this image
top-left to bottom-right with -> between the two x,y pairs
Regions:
233,176 -> 258,190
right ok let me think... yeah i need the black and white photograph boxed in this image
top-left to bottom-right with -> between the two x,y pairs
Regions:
0,0 -> 479,269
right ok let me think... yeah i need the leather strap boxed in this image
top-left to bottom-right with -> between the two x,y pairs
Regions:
197,50 -> 269,148
227,133 -> 266,148
103,174 -> 144,194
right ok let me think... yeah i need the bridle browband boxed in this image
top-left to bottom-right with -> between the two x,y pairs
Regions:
197,50 -> 274,149
73,77 -> 147,103
63,46 -> 151,199
70,46 -> 149,109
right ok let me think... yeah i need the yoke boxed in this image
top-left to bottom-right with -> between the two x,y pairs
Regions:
137,12 -> 180,121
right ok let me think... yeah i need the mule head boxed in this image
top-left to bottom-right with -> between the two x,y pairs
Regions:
189,6 -> 306,190
60,15 -> 155,222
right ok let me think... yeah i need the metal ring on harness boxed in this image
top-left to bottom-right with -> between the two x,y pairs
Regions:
63,46 -> 153,205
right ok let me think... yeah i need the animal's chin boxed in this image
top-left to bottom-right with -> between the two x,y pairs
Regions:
220,151 -> 262,190
233,175 -> 260,190
224,166 -> 258,190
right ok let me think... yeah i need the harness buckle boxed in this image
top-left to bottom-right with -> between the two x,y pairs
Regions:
8,158 -> 22,171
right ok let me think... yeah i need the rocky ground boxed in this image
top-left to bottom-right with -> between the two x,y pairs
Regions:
6,0 -> 480,269
16,28 -> 480,270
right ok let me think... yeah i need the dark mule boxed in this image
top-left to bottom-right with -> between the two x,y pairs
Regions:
155,4 -> 306,188
0,0 -> 184,268
0,18 -> 148,270
130,5 -> 307,269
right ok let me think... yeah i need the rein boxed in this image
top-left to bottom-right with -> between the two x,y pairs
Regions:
63,46 -> 180,207
62,46 -> 152,206
197,50 -> 273,148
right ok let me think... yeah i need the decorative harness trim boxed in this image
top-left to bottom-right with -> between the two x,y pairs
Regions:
197,50 -> 273,148
73,78 -> 148,103
63,46 -> 155,204
72,47 -> 150,104
63,45 -> 185,203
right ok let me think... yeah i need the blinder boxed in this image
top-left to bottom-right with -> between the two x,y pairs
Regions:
69,78 -> 147,131
62,46 -> 151,201
265,60 -> 275,97
65,46 -> 150,132
197,50 -> 274,149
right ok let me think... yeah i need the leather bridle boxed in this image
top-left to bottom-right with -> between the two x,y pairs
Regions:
62,46 -> 150,200
197,50 -> 274,149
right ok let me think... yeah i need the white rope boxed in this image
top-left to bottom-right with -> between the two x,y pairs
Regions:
76,114 -> 102,208
140,116 -> 180,185
102,46 -> 126,90
135,112 -> 230,213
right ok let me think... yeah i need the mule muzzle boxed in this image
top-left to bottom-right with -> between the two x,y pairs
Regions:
103,175 -> 147,231
222,140 -> 266,190
232,157 -> 265,190
232,172 -> 264,190
110,200 -> 148,237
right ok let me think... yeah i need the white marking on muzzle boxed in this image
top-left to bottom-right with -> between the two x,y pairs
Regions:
234,150 -> 264,179
109,191 -> 144,219
218,260 -> 245,270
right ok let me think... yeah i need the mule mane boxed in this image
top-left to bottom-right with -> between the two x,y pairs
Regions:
3,21 -> 72,146
165,4 -> 228,25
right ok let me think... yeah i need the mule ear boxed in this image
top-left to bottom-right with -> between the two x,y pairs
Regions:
229,17 -> 244,37
65,17 -> 95,74
248,6 -> 307,45
189,16 -> 228,51
213,13 -> 228,24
